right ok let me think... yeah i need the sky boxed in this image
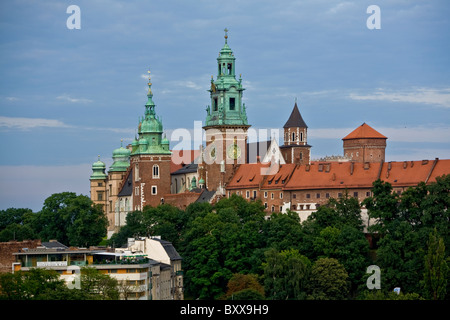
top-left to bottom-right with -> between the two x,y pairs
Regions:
0,0 -> 449,211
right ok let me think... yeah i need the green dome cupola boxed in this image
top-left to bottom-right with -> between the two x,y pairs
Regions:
205,28 -> 249,128
109,140 -> 131,172
131,69 -> 171,156
90,156 -> 108,180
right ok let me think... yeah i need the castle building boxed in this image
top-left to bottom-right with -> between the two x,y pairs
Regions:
202,29 -> 250,194
129,71 -> 172,211
90,30 -> 450,238
280,101 -> 311,165
342,122 -> 387,163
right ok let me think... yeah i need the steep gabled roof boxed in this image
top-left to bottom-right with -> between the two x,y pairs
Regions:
283,102 -> 308,128
342,123 -> 387,140
118,168 -> 133,197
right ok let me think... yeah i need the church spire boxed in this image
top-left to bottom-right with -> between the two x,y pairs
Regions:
204,29 -> 249,127
145,69 -> 156,115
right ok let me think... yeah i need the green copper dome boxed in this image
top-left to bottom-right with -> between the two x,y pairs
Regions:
140,114 -> 163,133
112,145 -> 131,158
90,156 -> 107,180
109,142 -> 131,172
205,29 -> 249,128
131,69 -> 171,156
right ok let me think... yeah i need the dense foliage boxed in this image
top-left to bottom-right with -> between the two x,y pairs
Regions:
1,175 -> 448,300
0,192 -> 107,247
0,267 -> 119,300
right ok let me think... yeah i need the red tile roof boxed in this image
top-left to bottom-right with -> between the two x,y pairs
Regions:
261,163 -> 297,189
226,159 -> 450,191
283,161 -> 381,190
227,163 -> 270,189
342,123 -> 387,140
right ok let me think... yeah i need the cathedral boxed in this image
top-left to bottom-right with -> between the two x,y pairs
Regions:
90,31 -> 450,238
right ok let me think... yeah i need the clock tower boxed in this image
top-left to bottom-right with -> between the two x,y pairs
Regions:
202,29 -> 250,193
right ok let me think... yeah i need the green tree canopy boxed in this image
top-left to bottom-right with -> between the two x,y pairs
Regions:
263,248 -> 311,300
307,257 -> 349,300
33,192 -> 107,247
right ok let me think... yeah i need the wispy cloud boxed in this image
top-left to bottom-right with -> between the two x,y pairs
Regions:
56,94 -> 93,104
326,2 -> 354,15
0,116 -> 72,130
348,87 -> 450,108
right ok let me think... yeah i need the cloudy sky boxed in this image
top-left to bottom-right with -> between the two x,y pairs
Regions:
1,0 -> 449,211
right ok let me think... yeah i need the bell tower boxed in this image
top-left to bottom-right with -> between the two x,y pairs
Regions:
203,29 -> 250,193
130,70 -> 172,209
280,101 -> 311,165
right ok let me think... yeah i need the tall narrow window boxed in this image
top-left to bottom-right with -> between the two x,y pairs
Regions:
153,164 -> 159,178
292,132 -> 295,141
300,132 -> 303,142
229,97 -> 235,111
213,98 -> 218,111
227,63 -> 232,75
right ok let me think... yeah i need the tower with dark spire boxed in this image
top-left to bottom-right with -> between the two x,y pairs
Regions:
280,100 -> 311,164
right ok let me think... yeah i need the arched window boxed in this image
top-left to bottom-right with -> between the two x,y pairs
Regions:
300,132 -> 303,142
292,132 -> 296,141
153,164 -> 159,178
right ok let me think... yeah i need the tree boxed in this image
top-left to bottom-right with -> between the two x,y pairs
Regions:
181,195 -> 266,299
80,267 -> 119,300
225,273 -> 265,300
363,179 -> 400,233
307,257 -> 349,300
421,229 -> 448,300
34,192 -> 108,247
0,268 -> 79,300
143,204 -> 187,248
363,178 -> 450,295
375,220 -> 423,293
262,211 -> 303,251
0,208 -> 36,242
263,248 -> 311,300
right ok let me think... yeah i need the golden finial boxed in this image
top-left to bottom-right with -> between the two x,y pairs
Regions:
224,28 -> 228,43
